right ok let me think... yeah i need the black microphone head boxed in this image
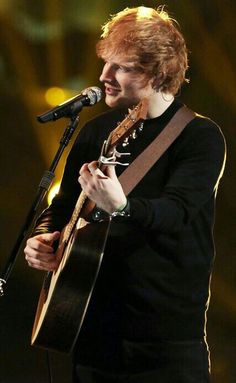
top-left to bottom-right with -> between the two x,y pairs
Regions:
37,86 -> 103,123
82,86 -> 103,105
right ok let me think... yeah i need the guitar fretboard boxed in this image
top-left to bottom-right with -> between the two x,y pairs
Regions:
63,191 -> 87,243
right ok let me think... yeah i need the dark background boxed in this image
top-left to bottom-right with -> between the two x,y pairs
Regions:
0,1 -> 235,382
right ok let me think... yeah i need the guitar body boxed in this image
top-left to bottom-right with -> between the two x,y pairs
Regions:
31,217 -> 111,353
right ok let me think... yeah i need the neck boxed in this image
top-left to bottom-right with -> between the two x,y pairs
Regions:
146,91 -> 175,119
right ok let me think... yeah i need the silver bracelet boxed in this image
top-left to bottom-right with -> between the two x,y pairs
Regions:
110,200 -> 130,218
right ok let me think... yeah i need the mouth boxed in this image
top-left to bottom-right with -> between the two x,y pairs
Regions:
104,85 -> 121,95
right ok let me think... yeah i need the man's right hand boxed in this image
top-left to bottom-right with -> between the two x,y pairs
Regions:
24,231 -> 61,271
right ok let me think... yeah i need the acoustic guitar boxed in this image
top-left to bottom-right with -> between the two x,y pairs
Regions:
31,99 -> 148,353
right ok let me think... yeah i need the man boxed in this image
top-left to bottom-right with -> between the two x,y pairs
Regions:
24,6 -> 226,383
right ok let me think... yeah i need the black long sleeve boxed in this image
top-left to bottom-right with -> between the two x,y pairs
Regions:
128,115 -> 226,233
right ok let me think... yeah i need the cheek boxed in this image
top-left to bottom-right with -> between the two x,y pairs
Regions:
122,78 -> 143,93
131,74 -> 152,89
129,81 -> 152,97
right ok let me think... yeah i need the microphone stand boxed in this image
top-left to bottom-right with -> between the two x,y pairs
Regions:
0,113 -> 80,297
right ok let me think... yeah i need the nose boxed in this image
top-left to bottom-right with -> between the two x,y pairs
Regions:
99,62 -> 114,83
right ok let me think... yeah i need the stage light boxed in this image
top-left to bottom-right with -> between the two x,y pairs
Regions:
45,87 -> 66,107
47,181 -> 60,205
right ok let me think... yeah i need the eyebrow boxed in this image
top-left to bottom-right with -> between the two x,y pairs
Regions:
116,63 -> 136,70
102,56 -> 136,67
106,60 -> 139,71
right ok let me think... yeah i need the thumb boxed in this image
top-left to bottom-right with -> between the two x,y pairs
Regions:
49,231 -> 61,242
38,231 -> 61,246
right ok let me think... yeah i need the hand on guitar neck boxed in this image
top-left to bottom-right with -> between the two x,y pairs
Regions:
78,160 -> 127,215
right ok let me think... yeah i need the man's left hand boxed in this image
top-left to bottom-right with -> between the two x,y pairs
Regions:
78,160 -> 127,214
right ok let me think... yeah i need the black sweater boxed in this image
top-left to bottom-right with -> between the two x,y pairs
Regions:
33,99 -> 226,366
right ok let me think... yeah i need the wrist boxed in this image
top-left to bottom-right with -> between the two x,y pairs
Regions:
111,199 -> 130,218
114,199 -> 128,212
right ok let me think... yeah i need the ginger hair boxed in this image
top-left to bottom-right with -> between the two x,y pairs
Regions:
96,6 -> 188,95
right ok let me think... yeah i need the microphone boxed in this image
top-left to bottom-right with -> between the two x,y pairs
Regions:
37,86 -> 103,123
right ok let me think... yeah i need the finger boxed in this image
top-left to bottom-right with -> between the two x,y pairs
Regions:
27,257 -> 59,271
80,161 -> 100,177
88,166 -> 108,180
25,232 -> 61,271
25,248 -> 60,269
87,161 -> 104,176
25,247 -> 55,262
28,231 -> 60,251
42,231 -> 61,245
26,237 -> 55,254
79,163 -> 89,175
87,160 -> 99,174
105,164 -> 117,179
79,164 -> 95,186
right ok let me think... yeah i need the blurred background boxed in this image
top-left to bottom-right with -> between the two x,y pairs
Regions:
0,0 -> 235,382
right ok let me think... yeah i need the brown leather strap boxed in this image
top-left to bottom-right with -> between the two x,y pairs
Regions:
119,105 -> 196,195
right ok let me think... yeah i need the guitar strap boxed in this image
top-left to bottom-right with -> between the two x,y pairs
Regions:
118,105 -> 196,195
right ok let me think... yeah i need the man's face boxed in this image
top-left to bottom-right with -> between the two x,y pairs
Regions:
99,55 -> 155,109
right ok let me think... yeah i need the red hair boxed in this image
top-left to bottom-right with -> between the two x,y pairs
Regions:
96,6 -> 188,95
